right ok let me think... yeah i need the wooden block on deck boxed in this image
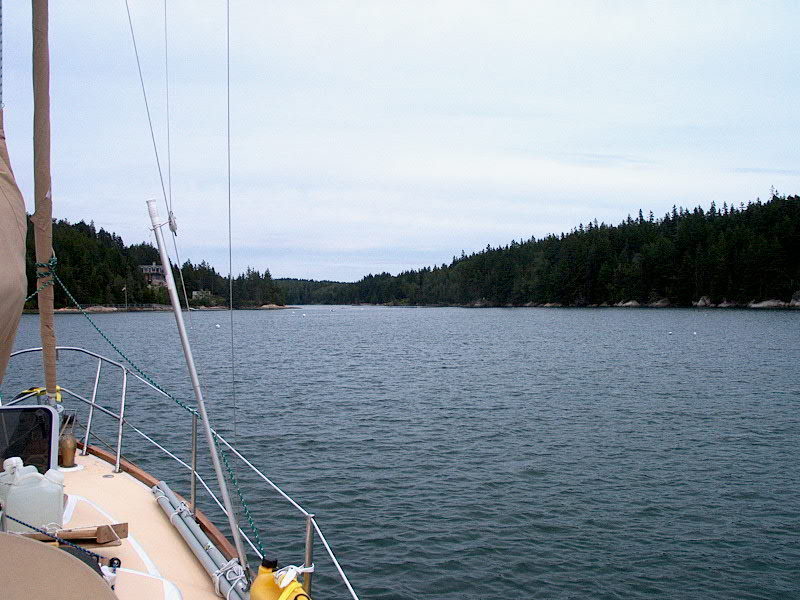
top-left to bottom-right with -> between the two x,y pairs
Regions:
96,523 -> 128,544
21,522 -> 128,545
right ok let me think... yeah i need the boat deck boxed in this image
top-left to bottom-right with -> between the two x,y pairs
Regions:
62,452 -> 219,600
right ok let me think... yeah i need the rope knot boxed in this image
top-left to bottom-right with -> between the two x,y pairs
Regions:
274,564 -> 314,588
212,558 -> 246,600
169,500 -> 190,525
27,256 -> 58,301
35,256 -> 58,278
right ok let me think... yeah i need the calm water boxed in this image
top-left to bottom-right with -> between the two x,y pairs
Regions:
4,307 -> 800,599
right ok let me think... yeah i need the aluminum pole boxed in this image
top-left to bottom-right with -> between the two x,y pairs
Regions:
190,412 -> 198,515
304,514 -> 315,593
147,199 -> 252,584
114,370 -> 127,472
81,359 -> 102,455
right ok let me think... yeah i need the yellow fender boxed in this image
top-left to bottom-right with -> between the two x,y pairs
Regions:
278,580 -> 309,600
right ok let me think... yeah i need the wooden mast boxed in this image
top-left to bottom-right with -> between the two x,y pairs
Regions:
30,0 -> 57,398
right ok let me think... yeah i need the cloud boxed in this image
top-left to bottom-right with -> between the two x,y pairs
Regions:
3,1 -> 799,281
731,167 -> 800,177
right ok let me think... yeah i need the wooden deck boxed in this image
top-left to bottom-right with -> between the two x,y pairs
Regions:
62,451 -> 222,599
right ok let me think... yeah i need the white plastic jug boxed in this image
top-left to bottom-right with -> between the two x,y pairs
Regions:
0,457 -> 38,509
0,457 -> 23,509
3,467 -> 64,533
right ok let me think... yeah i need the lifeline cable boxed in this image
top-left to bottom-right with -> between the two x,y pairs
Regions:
24,260 -> 265,557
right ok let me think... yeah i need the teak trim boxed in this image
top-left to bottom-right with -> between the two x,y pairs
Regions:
78,443 -> 237,560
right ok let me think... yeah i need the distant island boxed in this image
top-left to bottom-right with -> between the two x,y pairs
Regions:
27,193 -> 800,310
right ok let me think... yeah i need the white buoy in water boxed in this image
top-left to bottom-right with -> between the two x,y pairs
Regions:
668,331 -> 673,335
215,324 -> 221,328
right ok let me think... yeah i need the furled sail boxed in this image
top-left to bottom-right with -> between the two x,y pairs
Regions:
0,109 -> 28,385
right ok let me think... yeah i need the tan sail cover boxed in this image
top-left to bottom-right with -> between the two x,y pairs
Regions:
0,110 -> 28,385
31,0 -> 58,395
0,533 -> 117,600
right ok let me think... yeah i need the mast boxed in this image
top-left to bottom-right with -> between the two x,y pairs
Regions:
30,0 -> 57,399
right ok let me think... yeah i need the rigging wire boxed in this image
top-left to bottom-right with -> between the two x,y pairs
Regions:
124,0 -> 169,212
118,0 -> 256,562
226,0 -> 241,502
125,0 -> 192,321
163,0 -> 173,215
162,0 -> 193,327
126,0 -> 245,548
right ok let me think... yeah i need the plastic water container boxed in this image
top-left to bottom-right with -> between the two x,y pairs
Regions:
0,457 -> 38,509
3,467 -> 64,533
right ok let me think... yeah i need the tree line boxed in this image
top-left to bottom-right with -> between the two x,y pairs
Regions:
24,219 -> 283,309
275,194 -> 800,307
25,194 -> 800,310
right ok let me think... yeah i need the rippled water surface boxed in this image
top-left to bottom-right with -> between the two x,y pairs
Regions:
5,307 -> 800,599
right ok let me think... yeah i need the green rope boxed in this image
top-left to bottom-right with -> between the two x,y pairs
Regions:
4,513 -> 107,563
24,257 -> 58,302
25,258 -> 265,557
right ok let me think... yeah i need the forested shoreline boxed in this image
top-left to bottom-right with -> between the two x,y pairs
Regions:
26,194 -> 800,310
23,220 -> 283,309
276,194 -> 800,308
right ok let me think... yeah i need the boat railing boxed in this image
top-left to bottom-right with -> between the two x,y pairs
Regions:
5,346 -> 360,600
7,347 -> 129,472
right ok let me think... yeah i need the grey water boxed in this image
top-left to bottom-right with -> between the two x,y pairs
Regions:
4,307 -> 799,599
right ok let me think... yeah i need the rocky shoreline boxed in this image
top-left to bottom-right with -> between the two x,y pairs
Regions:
28,300 -> 800,313
26,304 -> 296,314
462,297 -> 800,309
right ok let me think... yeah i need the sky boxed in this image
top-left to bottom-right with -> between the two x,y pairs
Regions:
3,1 -> 799,282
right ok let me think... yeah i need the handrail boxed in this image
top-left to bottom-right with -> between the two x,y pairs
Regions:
11,346 -> 171,404
83,360 -> 103,455
11,346 -> 130,371
8,347 -> 129,472
125,422 -> 264,559
213,431 -> 310,516
5,346 -> 361,600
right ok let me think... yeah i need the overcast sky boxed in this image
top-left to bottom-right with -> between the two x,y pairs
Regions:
3,1 -> 799,281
